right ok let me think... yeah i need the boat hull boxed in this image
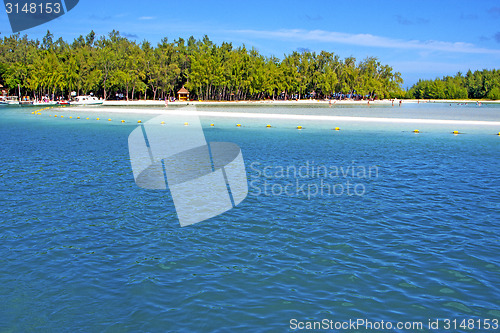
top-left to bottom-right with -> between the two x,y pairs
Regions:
20,101 -> 58,107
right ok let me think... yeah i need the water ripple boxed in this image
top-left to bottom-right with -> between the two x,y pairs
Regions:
0,109 -> 499,331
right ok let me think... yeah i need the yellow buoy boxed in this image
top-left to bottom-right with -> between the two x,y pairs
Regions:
77,116 -> 80,119
266,124 -> 272,128
297,126 -> 303,130
61,115 -> 64,118
138,120 -> 142,123
31,112 -> 34,114
413,129 -> 419,133
497,132 -> 500,136
236,124 -> 241,127
108,119 -> 112,121
96,118 -> 100,120
210,123 -> 215,127
160,121 -> 165,124
335,127 -> 340,131
86,117 -> 89,120
453,130 -> 459,134
69,116 -> 72,119
54,115 -> 57,117
184,122 -> 188,126
121,120 -> 125,123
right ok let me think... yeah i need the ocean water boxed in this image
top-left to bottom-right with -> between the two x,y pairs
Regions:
1,104 -> 499,332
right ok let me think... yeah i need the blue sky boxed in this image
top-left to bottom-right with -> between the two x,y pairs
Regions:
1,0 -> 500,86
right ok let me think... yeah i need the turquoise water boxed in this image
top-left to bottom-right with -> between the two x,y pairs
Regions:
1,105 -> 500,332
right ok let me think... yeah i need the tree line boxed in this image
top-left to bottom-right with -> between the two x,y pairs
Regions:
407,69 -> 500,100
1,30 -> 498,101
0,30 -> 405,101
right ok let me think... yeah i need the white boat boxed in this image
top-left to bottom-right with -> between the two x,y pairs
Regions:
33,100 -> 57,106
19,100 -> 58,107
2,96 -> 20,105
72,96 -> 103,105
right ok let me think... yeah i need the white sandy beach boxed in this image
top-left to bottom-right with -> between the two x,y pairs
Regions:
101,99 -> 500,107
67,107 -> 500,126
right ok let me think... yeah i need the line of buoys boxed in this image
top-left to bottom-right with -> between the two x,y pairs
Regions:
30,114 -> 500,136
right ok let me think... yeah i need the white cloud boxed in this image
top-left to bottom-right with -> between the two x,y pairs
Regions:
139,16 -> 155,20
391,61 -> 469,73
230,29 -> 500,55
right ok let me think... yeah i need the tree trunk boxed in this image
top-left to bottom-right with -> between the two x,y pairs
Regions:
103,74 -> 108,100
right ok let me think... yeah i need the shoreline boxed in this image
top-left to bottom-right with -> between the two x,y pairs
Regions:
68,107 -> 500,126
101,99 -> 500,107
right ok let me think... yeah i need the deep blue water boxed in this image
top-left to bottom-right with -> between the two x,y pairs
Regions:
1,106 -> 500,332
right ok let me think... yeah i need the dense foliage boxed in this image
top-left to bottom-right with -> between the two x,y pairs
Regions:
407,70 -> 500,100
0,30 -> 405,100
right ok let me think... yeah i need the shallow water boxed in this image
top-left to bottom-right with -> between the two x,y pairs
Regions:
194,101 -> 500,122
98,100 -> 500,121
1,105 -> 499,332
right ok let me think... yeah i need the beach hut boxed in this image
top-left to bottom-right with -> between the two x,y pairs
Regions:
177,86 -> 189,101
